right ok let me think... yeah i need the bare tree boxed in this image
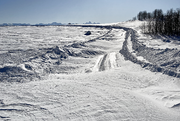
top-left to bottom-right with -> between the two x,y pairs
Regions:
137,8 -> 180,35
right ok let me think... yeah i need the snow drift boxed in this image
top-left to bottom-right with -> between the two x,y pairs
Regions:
0,22 -> 180,121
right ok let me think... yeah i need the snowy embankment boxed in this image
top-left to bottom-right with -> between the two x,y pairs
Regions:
120,29 -> 180,78
117,21 -> 180,78
0,23 -> 180,121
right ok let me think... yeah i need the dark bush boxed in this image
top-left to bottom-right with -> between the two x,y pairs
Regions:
85,31 -> 91,35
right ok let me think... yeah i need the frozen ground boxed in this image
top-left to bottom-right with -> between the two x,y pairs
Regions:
0,22 -> 180,121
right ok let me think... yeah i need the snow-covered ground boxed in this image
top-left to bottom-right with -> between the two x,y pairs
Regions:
115,20 -> 180,50
0,22 -> 180,121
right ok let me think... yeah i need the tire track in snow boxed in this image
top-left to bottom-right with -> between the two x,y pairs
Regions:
92,52 -> 118,72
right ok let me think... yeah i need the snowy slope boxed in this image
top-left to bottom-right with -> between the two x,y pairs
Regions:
0,22 -> 180,121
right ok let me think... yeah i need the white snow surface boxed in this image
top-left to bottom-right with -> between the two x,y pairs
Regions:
115,20 -> 180,50
126,31 -> 150,63
0,23 -> 180,121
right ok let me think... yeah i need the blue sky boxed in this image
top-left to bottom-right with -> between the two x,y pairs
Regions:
0,0 -> 179,24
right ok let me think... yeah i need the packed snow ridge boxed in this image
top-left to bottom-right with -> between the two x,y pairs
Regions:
0,21 -> 180,121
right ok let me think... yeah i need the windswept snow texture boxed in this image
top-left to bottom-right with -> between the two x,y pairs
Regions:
0,23 -> 180,121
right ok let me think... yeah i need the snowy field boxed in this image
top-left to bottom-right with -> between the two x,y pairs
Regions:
0,21 -> 180,121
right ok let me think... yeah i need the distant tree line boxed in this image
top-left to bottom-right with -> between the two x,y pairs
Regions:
136,8 -> 180,35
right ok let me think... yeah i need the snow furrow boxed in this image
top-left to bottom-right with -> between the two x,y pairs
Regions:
92,52 -> 118,72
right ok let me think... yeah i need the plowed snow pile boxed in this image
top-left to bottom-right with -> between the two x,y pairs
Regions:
0,23 -> 180,121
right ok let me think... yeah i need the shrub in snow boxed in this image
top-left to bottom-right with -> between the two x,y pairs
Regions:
85,31 -> 91,35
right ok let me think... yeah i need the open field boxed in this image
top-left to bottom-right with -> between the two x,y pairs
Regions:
0,21 -> 180,121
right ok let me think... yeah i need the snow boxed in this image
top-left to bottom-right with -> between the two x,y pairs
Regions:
126,29 -> 150,63
0,21 -> 180,120
115,20 -> 180,50
92,55 -> 104,72
92,52 -> 118,72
